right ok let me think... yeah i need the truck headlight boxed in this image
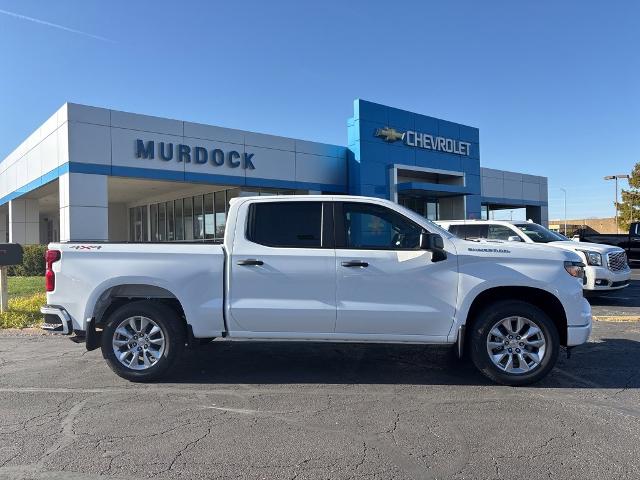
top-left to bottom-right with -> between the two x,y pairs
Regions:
564,261 -> 585,279
577,250 -> 602,266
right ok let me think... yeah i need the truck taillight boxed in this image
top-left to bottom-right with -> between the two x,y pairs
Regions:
45,249 -> 61,292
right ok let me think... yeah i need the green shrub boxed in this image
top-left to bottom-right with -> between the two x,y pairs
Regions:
0,292 -> 46,329
8,245 -> 47,277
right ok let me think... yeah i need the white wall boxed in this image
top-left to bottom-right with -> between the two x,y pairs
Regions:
59,172 -> 108,242
0,104 -> 69,203
481,167 -> 548,204
65,103 -> 347,190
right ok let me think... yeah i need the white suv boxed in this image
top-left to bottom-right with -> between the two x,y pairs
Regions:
438,219 -> 631,294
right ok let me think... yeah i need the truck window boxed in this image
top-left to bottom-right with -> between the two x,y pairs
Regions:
246,202 -> 323,248
448,224 -> 489,240
487,225 -> 516,241
337,202 -> 422,250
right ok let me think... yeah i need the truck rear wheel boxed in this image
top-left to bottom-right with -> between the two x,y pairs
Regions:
101,300 -> 185,382
469,300 -> 559,386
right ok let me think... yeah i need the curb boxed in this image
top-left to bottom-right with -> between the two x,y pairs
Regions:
593,315 -> 640,323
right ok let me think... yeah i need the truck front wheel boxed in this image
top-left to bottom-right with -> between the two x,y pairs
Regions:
101,300 -> 185,382
469,300 -> 559,386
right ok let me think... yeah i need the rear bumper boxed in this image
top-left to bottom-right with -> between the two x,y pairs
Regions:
40,305 -> 73,335
566,299 -> 592,346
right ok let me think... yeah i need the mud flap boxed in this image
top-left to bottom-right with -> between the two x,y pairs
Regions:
85,318 -> 102,351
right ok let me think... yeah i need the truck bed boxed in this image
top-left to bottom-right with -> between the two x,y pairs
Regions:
46,242 -> 226,338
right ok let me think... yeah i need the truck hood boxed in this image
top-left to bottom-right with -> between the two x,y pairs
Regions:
548,240 -> 623,254
454,238 -> 582,263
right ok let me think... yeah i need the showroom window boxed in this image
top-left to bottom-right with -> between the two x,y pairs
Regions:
128,206 -> 148,242
131,187 -> 302,242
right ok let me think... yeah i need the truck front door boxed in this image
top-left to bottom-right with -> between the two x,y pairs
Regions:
333,202 -> 458,338
228,200 -> 336,334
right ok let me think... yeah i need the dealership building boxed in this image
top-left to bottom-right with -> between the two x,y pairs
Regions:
0,100 -> 548,244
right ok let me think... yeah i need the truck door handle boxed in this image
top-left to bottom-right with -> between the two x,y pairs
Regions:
341,260 -> 369,268
237,259 -> 264,266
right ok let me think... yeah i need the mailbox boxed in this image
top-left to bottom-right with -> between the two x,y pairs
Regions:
0,244 -> 23,266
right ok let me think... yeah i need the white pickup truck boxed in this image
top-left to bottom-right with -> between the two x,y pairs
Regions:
437,219 -> 631,294
41,195 -> 592,386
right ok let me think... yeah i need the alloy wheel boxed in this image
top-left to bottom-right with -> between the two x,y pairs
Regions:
486,316 -> 547,374
112,316 -> 166,370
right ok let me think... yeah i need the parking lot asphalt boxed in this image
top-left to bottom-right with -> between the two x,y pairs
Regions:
588,266 -> 640,317
0,320 -> 639,480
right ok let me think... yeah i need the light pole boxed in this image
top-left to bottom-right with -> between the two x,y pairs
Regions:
560,187 -> 567,235
604,174 -> 630,234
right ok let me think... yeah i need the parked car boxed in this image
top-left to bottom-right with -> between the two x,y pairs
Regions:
41,196 -> 591,386
575,222 -> 639,264
438,219 -> 631,294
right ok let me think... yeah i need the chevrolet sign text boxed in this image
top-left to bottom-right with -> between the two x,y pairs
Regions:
374,127 -> 471,156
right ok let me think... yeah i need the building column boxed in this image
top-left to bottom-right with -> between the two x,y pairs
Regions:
59,173 -> 108,242
526,205 -> 549,226
540,206 -> 549,227
9,199 -> 40,245
0,211 -> 7,243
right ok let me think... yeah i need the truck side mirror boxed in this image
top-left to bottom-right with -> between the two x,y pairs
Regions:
420,232 -> 447,262
507,235 -> 522,242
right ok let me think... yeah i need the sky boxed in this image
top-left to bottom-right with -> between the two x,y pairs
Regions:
0,0 -> 638,220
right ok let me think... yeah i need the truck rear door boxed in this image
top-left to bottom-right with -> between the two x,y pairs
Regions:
227,200 -> 336,334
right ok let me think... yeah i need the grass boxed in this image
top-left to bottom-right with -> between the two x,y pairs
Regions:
0,276 -> 46,329
8,276 -> 44,297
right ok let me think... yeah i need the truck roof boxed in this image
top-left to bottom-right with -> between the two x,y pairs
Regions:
437,219 -> 536,226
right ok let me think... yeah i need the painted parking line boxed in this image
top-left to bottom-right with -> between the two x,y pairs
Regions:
593,315 -> 640,322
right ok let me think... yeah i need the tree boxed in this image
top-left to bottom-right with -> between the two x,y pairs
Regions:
617,162 -> 640,232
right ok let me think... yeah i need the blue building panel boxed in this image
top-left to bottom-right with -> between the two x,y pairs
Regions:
469,142 -> 480,159
348,99 -> 484,220
462,157 -> 481,176
359,163 -> 391,186
459,124 -> 480,143
396,182 -> 472,196
384,145 -> 416,167
437,120 -> 460,139
466,194 -> 482,219
353,99 -> 388,124
414,151 -> 462,172
357,120 -> 389,146
413,114 -> 439,133
465,173 -> 482,193
387,107 -> 415,131
359,184 -> 390,199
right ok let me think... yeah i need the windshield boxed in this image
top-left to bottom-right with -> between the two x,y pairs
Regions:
514,223 -> 568,243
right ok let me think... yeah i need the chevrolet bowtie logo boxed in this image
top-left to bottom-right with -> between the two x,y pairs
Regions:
374,126 -> 405,143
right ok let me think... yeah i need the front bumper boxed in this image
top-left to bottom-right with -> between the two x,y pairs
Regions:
583,265 -> 631,291
566,298 -> 592,346
40,305 -> 73,335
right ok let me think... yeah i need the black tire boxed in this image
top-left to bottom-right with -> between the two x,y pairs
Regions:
469,300 -> 559,386
101,300 -> 185,382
